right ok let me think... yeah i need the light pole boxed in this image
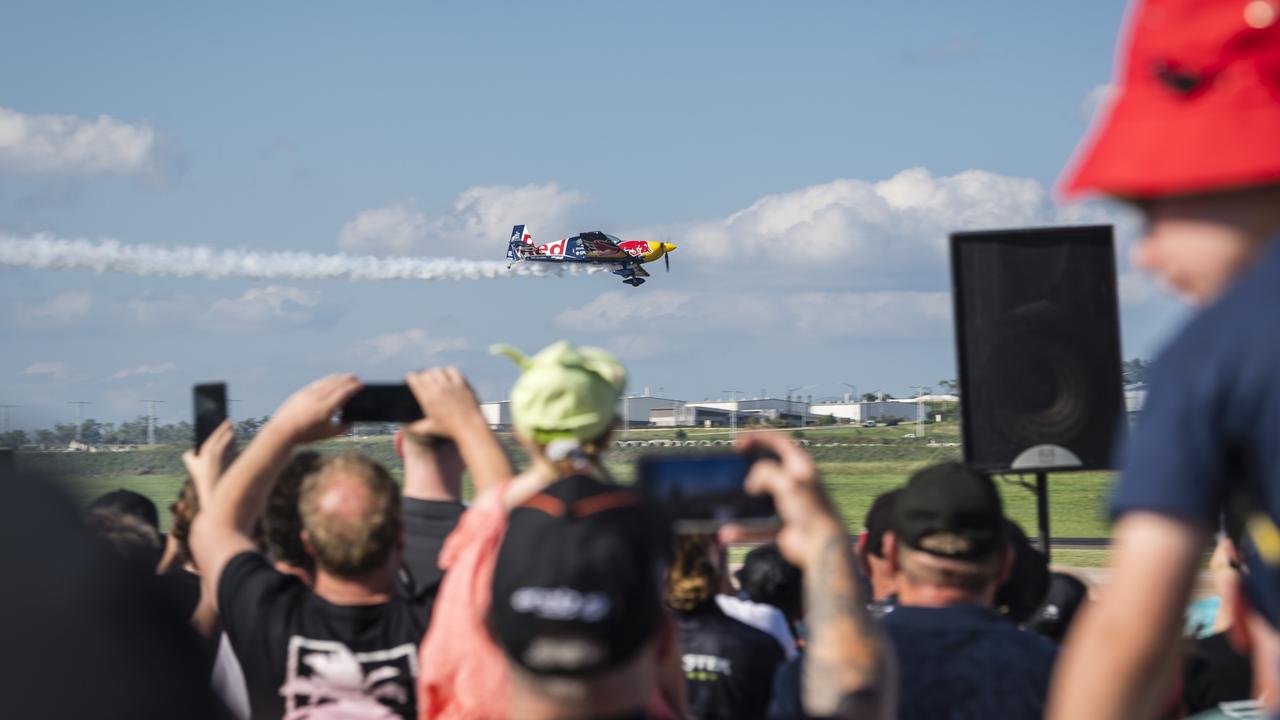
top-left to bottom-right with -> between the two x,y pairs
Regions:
909,386 -> 931,439
141,400 -> 165,445
721,390 -> 744,438
842,383 -> 858,404
786,385 -> 815,426
623,394 -> 630,440
68,401 -> 92,442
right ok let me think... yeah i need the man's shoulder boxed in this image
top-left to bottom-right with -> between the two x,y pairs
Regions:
702,604 -> 787,657
218,552 -> 309,620
886,605 -> 1056,654
221,550 -> 289,589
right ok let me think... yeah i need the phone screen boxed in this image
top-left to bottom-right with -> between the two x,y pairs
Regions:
193,383 -> 228,450
339,384 -> 424,424
635,451 -> 777,531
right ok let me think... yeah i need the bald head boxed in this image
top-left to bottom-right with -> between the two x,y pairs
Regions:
298,453 -> 401,578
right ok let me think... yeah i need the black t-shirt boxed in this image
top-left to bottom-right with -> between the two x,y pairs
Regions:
883,603 -> 1058,720
399,498 -> 465,600
678,600 -> 786,720
1182,631 -> 1253,714
158,566 -> 202,620
219,552 -> 431,719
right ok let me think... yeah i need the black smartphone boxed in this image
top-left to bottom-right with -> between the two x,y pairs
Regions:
635,450 -> 778,532
340,383 -> 424,424
193,382 -> 228,450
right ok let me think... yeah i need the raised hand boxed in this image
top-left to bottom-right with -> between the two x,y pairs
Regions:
182,419 -> 236,507
404,367 -> 482,441
267,374 -> 362,444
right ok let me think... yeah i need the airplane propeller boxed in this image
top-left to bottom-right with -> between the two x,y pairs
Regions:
660,238 -> 676,273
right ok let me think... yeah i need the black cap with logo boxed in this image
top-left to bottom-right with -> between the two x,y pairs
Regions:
892,462 -> 1006,561
490,475 -> 671,677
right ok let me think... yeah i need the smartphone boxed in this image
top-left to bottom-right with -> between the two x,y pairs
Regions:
193,382 -> 228,450
635,450 -> 778,532
340,383 -> 424,424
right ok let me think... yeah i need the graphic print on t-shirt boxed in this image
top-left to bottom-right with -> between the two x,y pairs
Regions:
684,653 -> 733,682
280,636 -> 418,719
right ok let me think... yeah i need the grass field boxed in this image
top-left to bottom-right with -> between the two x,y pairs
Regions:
12,420 -> 1117,559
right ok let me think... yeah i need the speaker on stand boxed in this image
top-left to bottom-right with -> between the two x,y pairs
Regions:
950,225 -> 1127,559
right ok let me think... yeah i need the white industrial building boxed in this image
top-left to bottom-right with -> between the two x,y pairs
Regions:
618,396 -> 685,427
1124,384 -> 1147,418
483,396 -> 686,429
808,400 -> 931,423
682,398 -> 817,426
484,391 -> 946,430
479,401 -> 512,428
649,404 -> 733,428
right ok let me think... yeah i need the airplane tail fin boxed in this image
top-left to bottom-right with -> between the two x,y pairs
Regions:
507,224 -> 533,261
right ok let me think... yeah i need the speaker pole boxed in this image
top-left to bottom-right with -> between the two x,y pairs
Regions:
1036,472 -> 1051,561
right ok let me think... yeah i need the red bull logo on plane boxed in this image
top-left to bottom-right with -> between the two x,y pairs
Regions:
505,224 -> 676,287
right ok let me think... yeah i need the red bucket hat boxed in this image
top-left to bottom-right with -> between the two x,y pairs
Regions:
1060,0 -> 1280,200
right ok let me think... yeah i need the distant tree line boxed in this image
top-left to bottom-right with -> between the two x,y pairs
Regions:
0,415 -> 409,449
0,415 -> 274,448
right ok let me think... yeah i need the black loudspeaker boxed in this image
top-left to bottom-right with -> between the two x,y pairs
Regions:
951,225 -> 1126,473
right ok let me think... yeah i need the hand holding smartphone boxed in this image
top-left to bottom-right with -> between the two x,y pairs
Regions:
339,383 -> 424,424
193,383 -> 228,450
634,449 -> 778,533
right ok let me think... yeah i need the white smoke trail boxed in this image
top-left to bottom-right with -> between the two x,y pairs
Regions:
0,233 -> 609,281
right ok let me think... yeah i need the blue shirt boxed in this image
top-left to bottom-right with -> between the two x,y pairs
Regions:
1112,240 -> 1280,528
883,604 -> 1058,720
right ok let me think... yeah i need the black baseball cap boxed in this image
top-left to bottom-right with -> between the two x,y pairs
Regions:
892,462 -> 1006,561
863,488 -> 902,558
490,475 -> 671,677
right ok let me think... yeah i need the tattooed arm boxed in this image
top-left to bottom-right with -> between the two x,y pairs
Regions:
739,432 -> 894,719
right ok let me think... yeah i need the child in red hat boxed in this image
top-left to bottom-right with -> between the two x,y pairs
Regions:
1049,1 -> 1280,718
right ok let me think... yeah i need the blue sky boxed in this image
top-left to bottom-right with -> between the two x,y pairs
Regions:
0,1 -> 1188,430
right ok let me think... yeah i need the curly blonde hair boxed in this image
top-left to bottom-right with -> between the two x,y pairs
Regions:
666,533 -> 720,612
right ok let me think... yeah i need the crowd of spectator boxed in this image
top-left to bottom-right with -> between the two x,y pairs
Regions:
0,330 -> 1261,719
5,0 -> 1280,717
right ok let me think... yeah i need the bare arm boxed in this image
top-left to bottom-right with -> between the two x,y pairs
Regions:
179,420 -> 236,637
740,431 -> 894,719
398,431 -> 465,502
190,375 -> 361,614
1047,512 -> 1207,720
404,367 -> 513,497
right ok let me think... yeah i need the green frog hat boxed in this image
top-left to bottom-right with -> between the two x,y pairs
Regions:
491,340 -> 627,446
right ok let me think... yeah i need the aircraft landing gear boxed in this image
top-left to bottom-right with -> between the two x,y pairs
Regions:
622,277 -> 646,287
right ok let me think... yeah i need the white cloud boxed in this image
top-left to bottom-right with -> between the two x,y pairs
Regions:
19,290 -> 92,323
452,182 -> 589,249
0,105 -> 159,177
357,329 -> 470,364
336,182 -> 588,257
204,286 -> 322,329
110,362 -> 177,381
680,168 -> 1053,287
337,203 -> 429,254
22,361 -> 68,379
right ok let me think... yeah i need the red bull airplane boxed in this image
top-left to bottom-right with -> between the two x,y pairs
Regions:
506,224 -> 677,286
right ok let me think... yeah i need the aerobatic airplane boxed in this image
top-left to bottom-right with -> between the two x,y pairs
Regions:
505,224 -> 676,286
